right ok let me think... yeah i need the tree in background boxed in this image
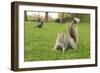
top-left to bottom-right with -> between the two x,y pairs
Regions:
58,12 -> 68,23
59,12 -> 64,23
66,13 -> 90,23
24,11 -> 27,21
45,12 -> 48,22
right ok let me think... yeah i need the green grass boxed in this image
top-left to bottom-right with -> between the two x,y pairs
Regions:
24,21 -> 90,61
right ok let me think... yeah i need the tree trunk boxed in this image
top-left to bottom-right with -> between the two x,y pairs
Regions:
60,13 -> 64,24
24,11 -> 27,21
45,12 -> 48,22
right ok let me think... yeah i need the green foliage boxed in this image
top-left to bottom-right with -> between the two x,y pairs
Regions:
27,15 -> 38,21
24,22 -> 90,61
67,13 -> 90,23
79,14 -> 90,22
26,15 -> 33,21
55,18 -> 60,23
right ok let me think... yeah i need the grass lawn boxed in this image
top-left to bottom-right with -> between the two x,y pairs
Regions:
24,21 -> 90,61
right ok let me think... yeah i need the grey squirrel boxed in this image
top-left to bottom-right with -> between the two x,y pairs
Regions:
53,18 -> 80,53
